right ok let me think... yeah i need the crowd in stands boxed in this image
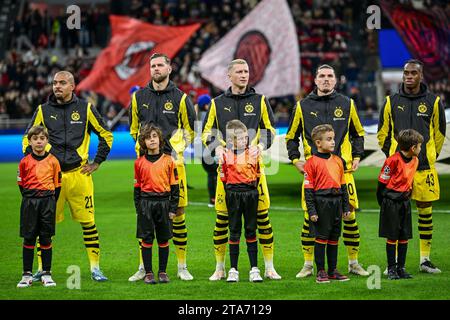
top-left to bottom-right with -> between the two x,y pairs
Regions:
0,0 -> 448,126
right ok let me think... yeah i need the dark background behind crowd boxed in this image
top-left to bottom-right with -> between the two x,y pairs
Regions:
0,0 -> 449,127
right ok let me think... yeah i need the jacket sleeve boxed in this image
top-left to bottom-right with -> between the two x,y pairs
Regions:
285,101 -> 303,163
377,97 -> 393,158
129,92 -> 139,142
349,99 -> 365,159
202,99 -> 225,151
303,160 -> 317,217
180,93 -> 196,146
258,96 -> 276,150
169,160 -> 180,213
133,160 -> 141,214
432,96 -> 446,157
87,103 -> 113,164
22,105 -> 48,155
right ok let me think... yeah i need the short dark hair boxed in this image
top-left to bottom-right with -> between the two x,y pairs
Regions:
315,64 -> 335,77
397,129 -> 424,151
311,124 -> 334,142
405,59 -> 423,71
27,125 -> 49,140
150,53 -> 171,65
138,124 -> 165,151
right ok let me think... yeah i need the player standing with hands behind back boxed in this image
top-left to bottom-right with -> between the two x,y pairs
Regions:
303,125 -> 350,284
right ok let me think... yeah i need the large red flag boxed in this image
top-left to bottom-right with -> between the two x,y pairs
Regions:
77,15 -> 200,107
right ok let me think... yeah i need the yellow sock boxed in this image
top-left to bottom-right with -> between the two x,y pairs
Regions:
172,213 -> 187,266
81,221 -> 100,271
418,206 -> 433,261
138,239 -> 143,267
213,211 -> 228,266
257,210 -> 274,268
301,212 -> 314,263
343,211 -> 360,262
36,239 -> 43,271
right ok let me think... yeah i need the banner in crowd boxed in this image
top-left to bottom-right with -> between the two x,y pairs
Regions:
198,0 -> 300,97
77,15 -> 200,107
381,1 -> 449,81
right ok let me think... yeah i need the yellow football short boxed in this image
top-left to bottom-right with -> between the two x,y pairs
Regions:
56,167 -> 95,223
176,159 -> 188,208
301,171 -> 359,211
215,167 -> 270,212
412,167 -> 440,202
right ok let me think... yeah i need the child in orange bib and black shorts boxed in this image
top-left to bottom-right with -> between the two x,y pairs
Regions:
220,120 -> 262,283
377,129 -> 423,280
134,124 -> 179,284
303,124 -> 351,284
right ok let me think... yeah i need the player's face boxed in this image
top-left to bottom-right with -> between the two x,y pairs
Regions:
145,130 -> 160,153
150,57 -> 171,83
316,131 -> 335,153
53,74 -> 74,101
228,63 -> 249,89
412,143 -> 422,156
29,132 -> 48,155
403,63 -> 422,90
233,129 -> 248,150
315,68 -> 336,95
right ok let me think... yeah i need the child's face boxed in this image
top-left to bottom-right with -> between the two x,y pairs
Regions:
315,131 -> 335,153
411,143 -> 421,156
145,130 -> 160,153
233,129 -> 248,150
29,132 -> 48,154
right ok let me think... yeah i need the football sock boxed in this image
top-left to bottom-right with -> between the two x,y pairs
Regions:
158,242 -> 169,273
213,211 -> 228,267
81,221 -> 100,271
418,206 -> 432,262
40,238 -> 52,272
229,241 -> 239,270
257,209 -> 275,269
343,211 -> 360,261
23,239 -> 35,273
172,213 -> 187,266
327,240 -> 339,273
386,240 -> 397,268
301,214 -> 315,264
397,240 -> 408,268
314,239 -> 327,271
141,241 -> 153,273
246,238 -> 258,268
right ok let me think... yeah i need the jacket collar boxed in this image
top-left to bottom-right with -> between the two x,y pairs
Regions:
147,80 -> 176,93
398,82 -> 428,98
48,93 -> 78,106
307,88 -> 339,101
224,86 -> 256,98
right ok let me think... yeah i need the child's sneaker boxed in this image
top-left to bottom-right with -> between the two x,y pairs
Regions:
328,269 -> 350,281
17,273 -> 33,288
316,270 -> 330,284
144,272 -> 156,284
226,268 -> 239,282
397,267 -> 413,279
41,272 -> 56,287
158,272 -> 170,283
387,266 -> 400,280
249,267 -> 263,282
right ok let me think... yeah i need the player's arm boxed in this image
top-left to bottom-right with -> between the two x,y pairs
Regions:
169,161 -> 180,215
258,96 -> 276,151
377,97 -> 393,157
129,92 -> 139,142
303,161 -> 318,220
202,100 -> 225,154
285,101 -> 303,164
349,99 -> 365,163
133,160 -> 141,214
87,103 -> 113,166
432,96 -> 446,157
180,93 -> 196,146
22,105 -> 48,155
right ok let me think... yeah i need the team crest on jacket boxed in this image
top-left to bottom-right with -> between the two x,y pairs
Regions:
418,103 -> 427,113
245,103 -> 254,113
114,41 -> 155,80
164,102 -> 174,111
71,111 -> 81,121
334,107 -> 343,118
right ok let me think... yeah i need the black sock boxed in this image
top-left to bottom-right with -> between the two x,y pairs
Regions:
386,241 -> 397,268
229,243 -> 239,269
158,245 -> 169,273
247,241 -> 257,268
141,245 -> 153,273
23,245 -> 35,273
314,240 -> 326,271
327,242 -> 338,273
41,246 -> 53,272
397,242 -> 408,269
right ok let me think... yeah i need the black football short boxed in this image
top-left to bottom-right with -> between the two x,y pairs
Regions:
137,197 -> 173,244
379,198 -> 412,240
309,195 -> 342,241
20,196 -> 56,239
225,188 -> 259,242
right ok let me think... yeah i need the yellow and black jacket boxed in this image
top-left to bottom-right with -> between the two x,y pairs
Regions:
202,87 -> 275,150
285,90 -> 365,171
129,81 -> 196,155
22,94 -> 113,172
377,83 -> 446,170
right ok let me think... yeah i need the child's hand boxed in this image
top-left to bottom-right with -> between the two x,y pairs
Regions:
310,214 -> 318,222
343,211 -> 351,219
169,212 -> 176,220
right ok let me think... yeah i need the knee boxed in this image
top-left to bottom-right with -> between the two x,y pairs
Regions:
23,238 -> 36,247
176,207 -> 185,216
416,201 -> 432,208
39,237 -> 52,247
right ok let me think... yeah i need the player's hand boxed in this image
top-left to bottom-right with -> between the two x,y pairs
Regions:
80,162 -> 99,175
310,214 -> 318,222
294,160 -> 305,174
215,145 -> 225,163
343,211 -> 351,219
169,212 -> 176,220
351,158 -> 360,172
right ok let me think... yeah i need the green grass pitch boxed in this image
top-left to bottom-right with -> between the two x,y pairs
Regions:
0,160 -> 449,300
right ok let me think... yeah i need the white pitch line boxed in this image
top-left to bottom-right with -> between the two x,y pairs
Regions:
188,202 -> 450,213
